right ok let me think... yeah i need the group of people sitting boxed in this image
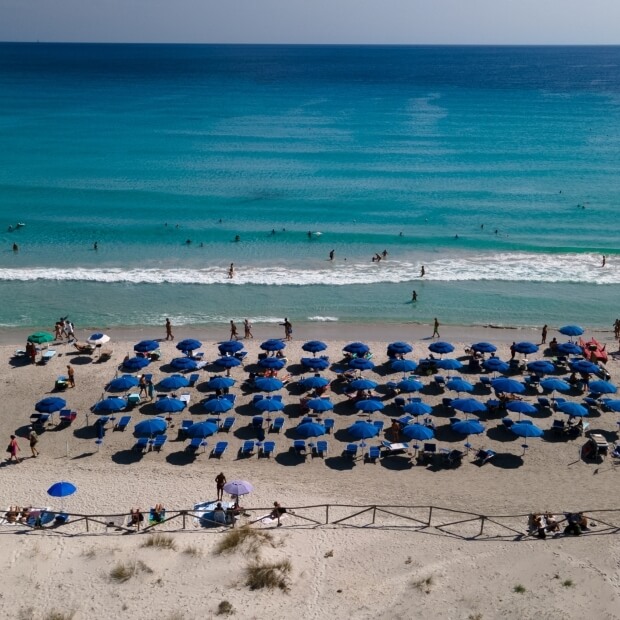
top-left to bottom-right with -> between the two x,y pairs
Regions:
529,512 -> 591,538
4,505 -> 32,524
129,504 -> 165,527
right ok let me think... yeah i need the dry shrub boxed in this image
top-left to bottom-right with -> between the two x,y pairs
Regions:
413,575 -> 434,594
183,544 -> 201,556
216,600 -> 234,615
45,611 -> 75,620
141,533 -> 177,550
109,560 -> 153,583
215,525 -> 274,556
245,559 -> 292,591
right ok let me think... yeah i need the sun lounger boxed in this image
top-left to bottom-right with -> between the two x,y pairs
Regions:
434,375 -> 446,389
551,419 -> 566,435
98,348 -> 113,362
177,419 -> 193,439
323,418 -> 334,434
443,449 -> 464,467
188,373 -> 200,386
220,417 -> 235,432
344,443 -> 359,458
252,416 -> 264,429
552,397 -> 566,411
313,440 -> 328,458
394,396 -> 406,408
114,415 -> 132,431
212,441 -> 228,458
186,437 -> 206,455
240,440 -> 255,457
41,350 -> 57,364
442,397 -> 454,409
380,441 -> 409,456
300,416 -> 313,425
372,420 -> 384,433
30,412 -> 51,428
133,437 -> 149,453
397,415 -> 413,426
270,417 -> 285,433
252,394 -> 264,405
260,440 -> 276,458
26,509 -> 55,528
59,409 -> 77,424
222,393 -> 236,405
293,440 -> 307,456
479,376 -> 491,387
421,442 -> 437,462
366,445 -> 381,462
502,417 -> 514,429
151,435 -> 167,452
234,351 -> 247,361
474,448 -> 496,465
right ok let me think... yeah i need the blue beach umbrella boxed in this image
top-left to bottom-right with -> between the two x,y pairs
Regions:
403,401 -> 433,416
428,341 -> 454,355
602,400 -> 620,412
203,398 -> 233,414
472,342 -> 497,354
134,340 -> 159,353
134,418 -> 167,437
306,398 -> 334,412
176,338 -> 202,353
170,357 -> 198,372
215,356 -> 241,369
557,342 -> 582,356
446,378 -> 474,394
47,481 -> 77,498
506,401 -> 538,416
155,398 -> 186,413
436,358 -> 464,371
123,356 -> 151,371
302,340 -> 327,355
570,360 -> 600,375
301,375 -> 329,390
387,341 -> 413,355
87,332 -> 110,346
513,342 -> 539,355
349,358 -> 374,371
106,375 -> 139,392
254,398 -> 284,413
397,378 -> 424,393
511,422 -> 544,438
348,421 -> 379,440
451,398 -> 487,415
186,421 -> 218,439
301,357 -> 329,371
451,420 -> 485,435
402,423 -> 434,441
356,399 -> 384,413
350,378 -> 378,391
391,359 -> 418,374
259,357 -> 286,371
205,376 -> 235,391
297,422 -> 326,438
218,340 -> 244,355
491,378 -> 526,394
540,378 -> 571,393
260,339 -> 285,352
35,397 -> 66,413
483,358 -> 509,374
343,342 -> 370,356
559,325 -> 584,338
93,397 -> 127,413
527,360 -> 556,375
255,377 -> 284,392
158,374 -> 190,391
589,380 -> 617,395
557,402 -> 589,417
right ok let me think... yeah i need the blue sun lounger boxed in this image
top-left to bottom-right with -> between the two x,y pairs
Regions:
323,418 -> 334,434
133,437 -> 149,453
188,373 -> 200,386
293,440 -> 307,456
212,441 -> 228,458
151,435 -> 167,452
313,440 -> 328,457
178,419 -> 193,439
186,437 -> 206,454
221,417 -> 235,432
474,448 -> 496,465
270,417 -> 285,433
260,440 -> 276,458
366,445 -> 381,462
240,440 -> 255,457
114,415 -> 132,431
344,443 -> 359,458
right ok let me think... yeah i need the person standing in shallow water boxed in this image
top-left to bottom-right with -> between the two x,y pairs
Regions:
432,318 -> 440,338
411,290 -> 418,302
541,324 -> 548,344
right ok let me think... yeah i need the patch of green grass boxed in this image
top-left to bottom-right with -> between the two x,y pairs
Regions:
245,559 -> 292,591
215,526 -> 274,556
513,584 -> 526,594
141,533 -> 177,550
109,560 -> 153,583
216,600 -> 234,615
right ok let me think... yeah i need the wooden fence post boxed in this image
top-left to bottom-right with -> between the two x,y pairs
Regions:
325,505 -> 329,524
428,506 -> 433,527
479,516 -> 485,536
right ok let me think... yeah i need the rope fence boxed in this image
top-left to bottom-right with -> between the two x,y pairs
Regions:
3,504 -> 620,540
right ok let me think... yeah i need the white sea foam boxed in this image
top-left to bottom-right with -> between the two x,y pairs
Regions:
307,316 -> 339,322
0,253 -> 616,286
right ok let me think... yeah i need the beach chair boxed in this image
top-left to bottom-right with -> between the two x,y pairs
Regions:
323,418 -> 335,434
443,449 -> 464,468
434,375 -> 446,389
177,419 -> 193,439
151,435 -> 167,452
30,412 -> 51,428
344,443 -> 359,459
240,441 -> 255,458
394,396 -> 406,408
423,417 -> 436,430
260,440 -> 276,458
293,440 -> 307,457
98,349 -> 113,362
313,440 -> 328,458
524,375 -> 540,388
234,350 -> 247,361
114,415 -> 132,431
449,416 -> 460,426
188,373 -> 200,387
221,393 -> 236,405
186,437 -> 206,455
372,420 -> 384,433
366,445 -> 381,463
252,394 -> 264,405
149,507 -> 166,525
380,440 -> 409,456
479,376 -> 492,388
270,417 -> 285,433
252,416 -> 264,430
59,409 -> 77,425
501,417 -> 514,429
212,441 -> 228,459
133,437 -> 149,453
473,448 -> 496,465
421,443 -> 437,463
397,415 -> 413,426
300,416 -> 313,425
537,396 -> 551,410
442,397 -> 454,410
221,417 -> 235,432
552,397 -> 566,411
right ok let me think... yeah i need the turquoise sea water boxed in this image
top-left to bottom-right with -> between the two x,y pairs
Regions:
0,44 -> 619,329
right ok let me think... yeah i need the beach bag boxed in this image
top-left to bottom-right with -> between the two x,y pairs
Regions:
6,444 -> 12,453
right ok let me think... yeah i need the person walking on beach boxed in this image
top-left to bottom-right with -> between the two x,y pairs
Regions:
139,374 -> 147,397
411,290 -> 418,302
614,319 -> 620,339
541,324 -> 548,345
147,378 -> 155,401
283,318 -> 293,341
432,318 -> 440,338
271,501 -> 286,526
420,265 -> 425,278
510,342 -> 516,360
6,435 -> 21,463
29,429 -> 39,458
66,365 -> 75,388
215,472 -> 226,501
228,263 -> 235,279
244,319 -> 253,339
230,320 -> 239,340
165,318 -> 174,341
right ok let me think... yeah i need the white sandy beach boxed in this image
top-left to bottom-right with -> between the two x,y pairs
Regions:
1,323 -> 620,619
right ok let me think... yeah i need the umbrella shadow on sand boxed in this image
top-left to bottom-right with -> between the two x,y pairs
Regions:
72,425 -> 100,440
274,450 -> 307,466
486,425 -> 519,443
379,456 -> 414,470
165,450 -> 197,466
111,449 -> 146,465
324,455 -> 357,470
486,452 -> 524,469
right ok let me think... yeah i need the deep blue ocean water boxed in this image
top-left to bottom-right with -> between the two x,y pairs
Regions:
0,44 -> 619,329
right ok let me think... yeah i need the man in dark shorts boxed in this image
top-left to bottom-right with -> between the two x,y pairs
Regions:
215,472 -> 226,501
165,318 -> 174,341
